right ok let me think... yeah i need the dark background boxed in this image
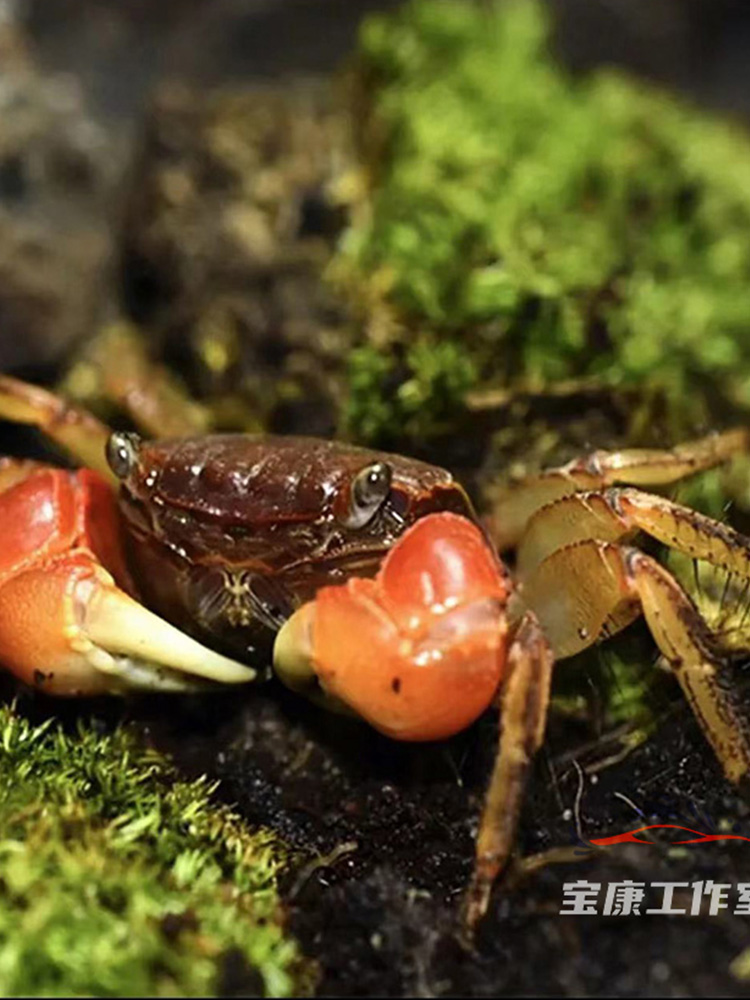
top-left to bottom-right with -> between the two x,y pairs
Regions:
23,0 -> 750,119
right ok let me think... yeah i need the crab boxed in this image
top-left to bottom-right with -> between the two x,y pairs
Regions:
2,371 -> 750,935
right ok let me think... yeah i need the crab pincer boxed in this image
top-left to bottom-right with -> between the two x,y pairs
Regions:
275,512 -> 511,739
0,466 -> 254,695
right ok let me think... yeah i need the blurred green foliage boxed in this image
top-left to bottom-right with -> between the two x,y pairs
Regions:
0,705 -> 309,997
337,0 -> 750,443
347,337 -> 477,441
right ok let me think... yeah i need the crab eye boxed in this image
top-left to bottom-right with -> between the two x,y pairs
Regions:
106,431 -> 141,480
346,461 -> 392,528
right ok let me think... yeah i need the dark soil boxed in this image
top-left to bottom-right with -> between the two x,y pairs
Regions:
52,650 -> 750,998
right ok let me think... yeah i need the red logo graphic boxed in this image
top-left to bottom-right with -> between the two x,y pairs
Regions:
589,825 -> 750,846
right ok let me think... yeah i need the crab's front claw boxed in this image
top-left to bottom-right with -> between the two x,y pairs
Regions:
0,465 -> 255,695
275,513 -> 511,740
0,550 -> 256,695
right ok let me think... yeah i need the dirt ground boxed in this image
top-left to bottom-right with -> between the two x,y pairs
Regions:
154,674 -> 750,996
15,647 -> 748,998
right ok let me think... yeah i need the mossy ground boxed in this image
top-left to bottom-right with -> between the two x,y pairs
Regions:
0,701 -> 312,997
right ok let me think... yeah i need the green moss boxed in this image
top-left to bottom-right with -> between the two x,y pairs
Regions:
337,0 -> 750,443
0,705 -> 310,997
346,336 -> 477,442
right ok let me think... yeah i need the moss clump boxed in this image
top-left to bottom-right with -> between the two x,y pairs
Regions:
346,336 -> 477,442
0,704 -> 310,997
336,0 -> 750,443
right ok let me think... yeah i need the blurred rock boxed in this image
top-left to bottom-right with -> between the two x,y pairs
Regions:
121,80 -> 356,434
0,12 -> 123,373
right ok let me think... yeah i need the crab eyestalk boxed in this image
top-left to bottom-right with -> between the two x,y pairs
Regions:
274,513 -> 511,740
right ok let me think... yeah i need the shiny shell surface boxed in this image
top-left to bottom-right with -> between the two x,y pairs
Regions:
114,435 -> 476,663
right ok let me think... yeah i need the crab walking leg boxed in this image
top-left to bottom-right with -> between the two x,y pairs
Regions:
60,322 -> 210,438
524,540 -> 750,784
518,487 -> 750,580
0,374 -> 115,482
463,612 -> 554,933
487,429 -> 749,551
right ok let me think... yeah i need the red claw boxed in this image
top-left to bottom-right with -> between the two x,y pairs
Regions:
309,513 -> 511,741
0,467 -> 254,694
0,468 -> 134,694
